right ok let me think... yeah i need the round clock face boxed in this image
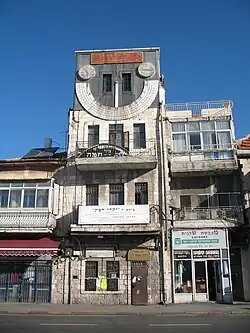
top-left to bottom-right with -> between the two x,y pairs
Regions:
78,65 -> 96,81
138,62 -> 155,78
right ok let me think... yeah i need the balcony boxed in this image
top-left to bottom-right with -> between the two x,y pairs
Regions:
70,204 -> 160,235
0,211 -> 56,233
174,206 -> 243,229
170,144 -> 237,175
75,139 -> 157,171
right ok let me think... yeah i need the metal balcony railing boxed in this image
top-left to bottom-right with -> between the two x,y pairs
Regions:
0,211 -> 56,229
76,139 -> 156,159
175,207 -> 243,223
166,100 -> 232,117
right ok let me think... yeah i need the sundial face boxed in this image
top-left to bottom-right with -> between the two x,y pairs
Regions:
75,52 -> 159,121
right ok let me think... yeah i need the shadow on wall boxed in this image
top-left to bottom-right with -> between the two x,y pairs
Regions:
53,165 -> 153,187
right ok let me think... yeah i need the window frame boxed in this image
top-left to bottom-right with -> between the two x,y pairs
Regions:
88,125 -> 99,148
171,120 -> 233,153
133,123 -> 146,149
86,184 -> 99,206
122,73 -> 132,92
135,182 -> 148,205
0,181 -> 51,210
109,183 -> 124,205
103,73 -> 112,93
85,261 -> 98,291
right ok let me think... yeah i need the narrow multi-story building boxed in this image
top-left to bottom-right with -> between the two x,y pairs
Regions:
53,47 -> 169,305
0,139 -> 65,303
164,101 -> 242,303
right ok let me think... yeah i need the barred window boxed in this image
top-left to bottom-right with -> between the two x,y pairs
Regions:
109,184 -> 124,205
88,125 -> 99,147
106,261 -> 119,291
122,73 -> 132,92
86,184 -> 99,206
103,74 -> 112,92
135,182 -> 148,205
85,261 -> 98,291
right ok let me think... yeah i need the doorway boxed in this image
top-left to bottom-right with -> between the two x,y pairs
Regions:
131,261 -> 148,305
207,261 -> 216,301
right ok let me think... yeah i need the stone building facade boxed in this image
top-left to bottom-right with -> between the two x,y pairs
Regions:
52,48 -> 169,305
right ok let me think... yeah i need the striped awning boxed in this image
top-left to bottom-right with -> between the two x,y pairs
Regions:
0,238 -> 59,256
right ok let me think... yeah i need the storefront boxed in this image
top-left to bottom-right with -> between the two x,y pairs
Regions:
171,228 -> 232,304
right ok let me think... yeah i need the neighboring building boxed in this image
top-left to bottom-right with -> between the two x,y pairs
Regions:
230,134 -> 250,302
0,140 -> 66,303
164,100 -> 242,303
52,48 -> 169,305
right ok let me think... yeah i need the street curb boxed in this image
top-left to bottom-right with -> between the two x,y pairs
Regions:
0,310 -> 250,316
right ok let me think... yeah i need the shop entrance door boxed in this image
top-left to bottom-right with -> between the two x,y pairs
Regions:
207,260 -> 222,302
194,261 -> 208,301
131,261 -> 148,305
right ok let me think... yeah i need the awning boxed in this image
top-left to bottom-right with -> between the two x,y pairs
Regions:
0,238 -> 59,256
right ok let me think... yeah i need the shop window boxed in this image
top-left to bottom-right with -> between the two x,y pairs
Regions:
174,260 -> 192,293
106,261 -> 119,291
135,182 -> 148,205
195,261 -> 207,293
85,261 -> 98,291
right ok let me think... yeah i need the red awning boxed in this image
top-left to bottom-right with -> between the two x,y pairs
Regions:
0,238 -> 59,256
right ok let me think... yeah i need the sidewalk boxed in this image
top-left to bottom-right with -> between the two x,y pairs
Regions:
0,302 -> 250,315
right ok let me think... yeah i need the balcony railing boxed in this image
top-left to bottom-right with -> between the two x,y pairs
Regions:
76,139 -> 156,159
0,211 -> 56,230
166,100 -> 232,117
175,207 -> 243,223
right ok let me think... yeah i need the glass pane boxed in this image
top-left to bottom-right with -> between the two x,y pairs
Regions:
195,261 -> 207,293
174,260 -> 192,293
216,120 -> 230,130
10,182 -> 23,187
9,190 -> 22,208
172,122 -> 185,132
200,121 -> 215,130
23,189 -> 36,208
24,182 -> 37,187
36,189 -> 49,207
217,132 -> 231,149
37,181 -> 51,187
187,122 -> 200,131
0,182 -> 10,187
188,133 -> 201,149
172,134 -> 186,152
0,190 -> 9,207
202,132 -> 216,149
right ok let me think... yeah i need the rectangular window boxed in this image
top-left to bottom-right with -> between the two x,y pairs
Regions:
122,73 -> 132,92
103,74 -> 112,92
88,125 -> 99,147
109,124 -> 124,147
85,261 -> 98,291
135,182 -> 148,204
109,184 -> 124,205
0,182 -> 50,209
174,260 -> 192,293
0,190 -> 9,208
86,184 -> 99,206
106,261 -> 119,291
133,123 -> 146,149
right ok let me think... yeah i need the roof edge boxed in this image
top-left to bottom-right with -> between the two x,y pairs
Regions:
75,47 -> 160,54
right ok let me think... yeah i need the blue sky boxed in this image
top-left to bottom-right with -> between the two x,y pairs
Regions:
0,0 -> 249,158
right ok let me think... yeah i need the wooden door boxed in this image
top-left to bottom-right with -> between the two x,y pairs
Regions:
131,261 -> 148,305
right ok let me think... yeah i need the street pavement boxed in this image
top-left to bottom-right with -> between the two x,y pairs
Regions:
0,314 -> 250,333
0,302 -> 250,315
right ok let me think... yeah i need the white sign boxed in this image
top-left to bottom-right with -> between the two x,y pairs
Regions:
78,205 -> 149,225
172,229 -> 227,249
86,249 -> 114,258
